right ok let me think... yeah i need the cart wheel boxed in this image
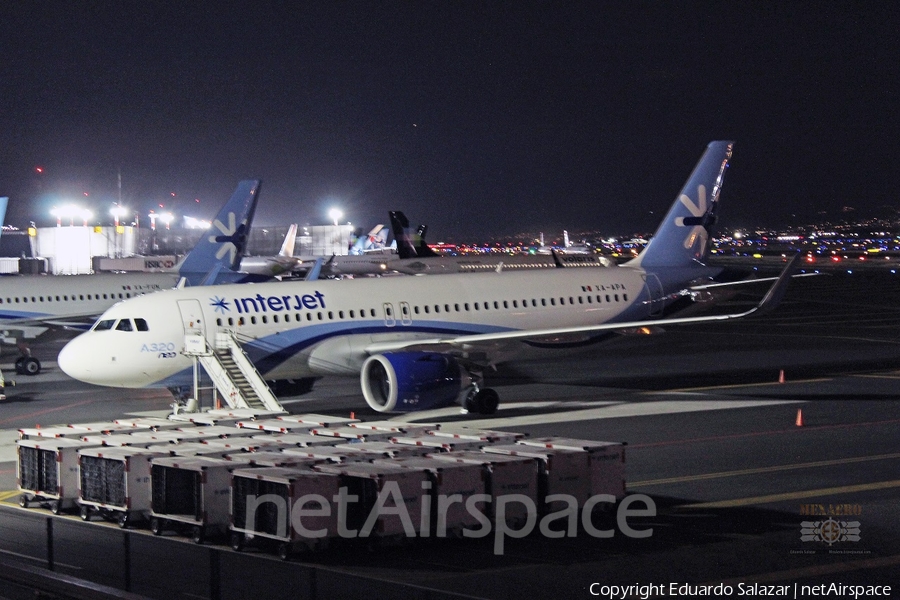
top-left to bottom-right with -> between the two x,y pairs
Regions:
277,542 -> 292,561
79,505 -> 91,521
18,494 -> 29,508
49,500 -> 61,515
230,532 -> 244,552
117,512 -> 129,529
150,518 -> 164,536
192,525 -> 205,544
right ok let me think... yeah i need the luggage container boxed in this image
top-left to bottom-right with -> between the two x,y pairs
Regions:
390,435 -> 486,453
373,457 -> 487,537
251,433 -> 343,447
316,462 -> 429,542
79,432 -> 164,448
339,442 -> 432,459
230,467 -> 342,558
275,414 -> 360,427
310,427 -> 395,442
78,447 -> 170,527
516,438 -> 626,500
63,421 -> 140,434
235,419 -> 314,433
18,426 -> 87,440
17,438 -> 103,513
143,442 -> 234,458
428,427 -> 526,444
279,446 -> 372,464
114,417 -> 185,431
430,451 -> 538,527
230,451 -> 318,468
177,426 -> 258,439
149,456 -> 248,542
348,421 -> 439,435
482,444 -> 591,512
200,438 -> 287,455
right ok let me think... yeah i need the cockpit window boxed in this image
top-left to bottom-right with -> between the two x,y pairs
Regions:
134,318 -> 149,331
116,319 -> 133,332
93,319 -> 116,331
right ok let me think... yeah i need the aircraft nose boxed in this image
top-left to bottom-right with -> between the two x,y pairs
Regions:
58,337 -> 92,383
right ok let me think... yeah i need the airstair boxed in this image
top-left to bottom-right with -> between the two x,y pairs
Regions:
181,330 -> 284,412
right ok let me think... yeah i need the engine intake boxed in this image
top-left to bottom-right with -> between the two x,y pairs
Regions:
360,352 -> 465,413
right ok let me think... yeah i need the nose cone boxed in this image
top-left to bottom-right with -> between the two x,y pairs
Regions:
58,335 -> 95,383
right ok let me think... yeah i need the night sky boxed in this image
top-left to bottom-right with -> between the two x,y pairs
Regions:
2,3 -> 899,241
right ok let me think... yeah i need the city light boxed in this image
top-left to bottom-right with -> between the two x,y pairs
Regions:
328,208 -> 343,227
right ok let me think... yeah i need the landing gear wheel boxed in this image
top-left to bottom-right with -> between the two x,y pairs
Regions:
191,525 -> 205,544
79,505 -> 91,521
22,357 -> 40,376
465,388 -> 499,415
49,500 -> 61,515
117,512 -> 129,529
230,532 -> 244,552
18,494 -> 29,508
150,518 -> 164,536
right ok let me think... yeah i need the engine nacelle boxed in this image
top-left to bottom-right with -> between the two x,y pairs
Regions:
360,352 -> 465,413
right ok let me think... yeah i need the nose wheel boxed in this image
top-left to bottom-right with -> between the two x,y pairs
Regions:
15,356 -> 41,376
463,387 -> 499,415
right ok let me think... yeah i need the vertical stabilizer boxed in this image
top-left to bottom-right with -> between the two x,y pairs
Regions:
279,224 -> 298,258
177,179 -> 261,285
629,141 -> 733,268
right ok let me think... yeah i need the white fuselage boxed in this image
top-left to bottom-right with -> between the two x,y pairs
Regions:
58,265 -> 655,388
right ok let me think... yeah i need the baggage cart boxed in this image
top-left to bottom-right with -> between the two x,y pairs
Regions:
114,417 -> 185,431
250,433 -> 343,447
390,435 -> 486,453
79,432 -> 163,448
235,419 -> 314,433
230,467 -> 342,558
430,451 -> 538,527
177,425 -> 258,439
348,421 -> 439,435
230,451 -> 318,468
373,456 -> 487,536
316,462 -> 429,542
17,438 -> 103,513
310,427 -> 395,442
428,427 -> 526,444
516,438 -> 626,500
482,444 -> 591,512
280,446 -> 372,464
338,442 -> 432,459
77,446 -> 169,527
149,456 -> 247,542
275,414 -> 360,427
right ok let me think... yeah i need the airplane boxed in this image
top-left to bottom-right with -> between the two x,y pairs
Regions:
0,180 -> 263,375
388,211 -> 612,275
240,223 -> 300,278
58,141 -> 796,415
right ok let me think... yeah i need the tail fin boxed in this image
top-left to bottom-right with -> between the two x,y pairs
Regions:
278,224 -> 298,258
0,197 -> 7,238
629,141 -> 733,268
177,179 -> 261,285
390,211 -> 418,259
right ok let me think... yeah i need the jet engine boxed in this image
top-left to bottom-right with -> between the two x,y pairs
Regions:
362,352 -> 487,413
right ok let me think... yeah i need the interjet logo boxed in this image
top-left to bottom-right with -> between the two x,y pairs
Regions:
208,211 -> 247,266
673,184 -> 716,252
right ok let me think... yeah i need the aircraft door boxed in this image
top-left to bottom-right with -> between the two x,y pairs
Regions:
383,302 -> 396,327
399,302 -> 412,326
643,274 -> 664,317
177,299 -> 206,337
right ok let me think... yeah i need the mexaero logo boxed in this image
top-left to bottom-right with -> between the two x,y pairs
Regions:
673,184 -> 714,252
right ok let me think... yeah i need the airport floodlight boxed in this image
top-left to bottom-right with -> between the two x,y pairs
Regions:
51,204 -> 83,227
110,205 -> 128,226
329,208 -> 343,227
80,208 -> 93,226
183,216 -> 211,230
148,212 -> 159,230
159,212 -> 174,230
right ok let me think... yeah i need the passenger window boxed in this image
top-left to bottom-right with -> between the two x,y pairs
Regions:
116,319 -> 133,332
134,318 -> 149,331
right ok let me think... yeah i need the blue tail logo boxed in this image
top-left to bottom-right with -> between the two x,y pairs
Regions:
208,211 -> 248,267
630,141 -> 732,269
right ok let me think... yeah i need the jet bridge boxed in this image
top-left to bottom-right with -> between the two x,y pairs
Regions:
181,330 -> 284,413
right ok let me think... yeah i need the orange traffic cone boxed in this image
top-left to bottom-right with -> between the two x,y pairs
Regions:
778,369 -> 785,384
795,409 -> 804,427
350,411 -> 356,420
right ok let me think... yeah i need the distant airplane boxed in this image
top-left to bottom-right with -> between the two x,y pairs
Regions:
240,223 -> 301,278
0,180 -> 263,375
60,141 -> 797,416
